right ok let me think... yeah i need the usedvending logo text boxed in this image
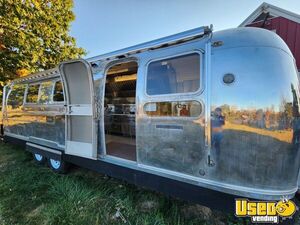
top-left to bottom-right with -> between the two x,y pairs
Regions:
235,198 -> 297,223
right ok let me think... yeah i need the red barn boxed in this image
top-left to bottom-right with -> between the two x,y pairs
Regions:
240,2 -> 300,74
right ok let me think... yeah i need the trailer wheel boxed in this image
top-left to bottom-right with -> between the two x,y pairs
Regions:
48,158 -> 68,174
33,153 -> 46,165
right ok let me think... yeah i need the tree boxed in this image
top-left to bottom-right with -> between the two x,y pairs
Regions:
0,0 -> 85,96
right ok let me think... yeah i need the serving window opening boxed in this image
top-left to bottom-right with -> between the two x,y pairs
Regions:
104,61 -> 138,161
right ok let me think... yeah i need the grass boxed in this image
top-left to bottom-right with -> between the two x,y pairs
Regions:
0,142 -> 260,225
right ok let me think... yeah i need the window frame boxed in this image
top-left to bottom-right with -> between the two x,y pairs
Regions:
145,51 -> 203,97
24,83 -> 41,105
23,79 -> 65,105
6,84 -> 27,108
143,100 -> 203,119
51,79 -> 65,104
38,80 -> 55,104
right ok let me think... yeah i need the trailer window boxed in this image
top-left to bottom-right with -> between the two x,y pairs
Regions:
144,101 -> 202,117
147,53 -> 200,95
7,84 -> 26,108
53,81 -> 64,102
26,84 -> 40,103
39,81 -> 53,104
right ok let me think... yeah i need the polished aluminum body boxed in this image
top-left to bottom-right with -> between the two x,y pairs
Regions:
3,70 -> 65,150
3,27 -> 300,200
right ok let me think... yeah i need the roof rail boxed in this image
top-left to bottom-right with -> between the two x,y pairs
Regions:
88,25 -> 212,63
10,68 -> 59,85
10,25 -> 212,84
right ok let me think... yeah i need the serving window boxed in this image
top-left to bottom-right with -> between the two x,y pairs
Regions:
39,81 -> 53,104
23,80 -> 64,105
146,53 -> 200,95
7,84 -> 26,108
53,81 -> 64,102
144,101 -> 202,117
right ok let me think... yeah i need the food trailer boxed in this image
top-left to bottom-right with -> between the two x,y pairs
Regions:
2,26 -> 300,208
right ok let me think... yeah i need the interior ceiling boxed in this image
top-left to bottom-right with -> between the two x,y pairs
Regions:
106,62 -> 137,96
107,61 -> 138,75
106,80 -> 136,96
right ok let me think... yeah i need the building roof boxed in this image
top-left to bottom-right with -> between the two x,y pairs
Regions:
239,2 -> 300,27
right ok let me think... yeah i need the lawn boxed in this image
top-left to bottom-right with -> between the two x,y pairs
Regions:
0,142 -> 286,225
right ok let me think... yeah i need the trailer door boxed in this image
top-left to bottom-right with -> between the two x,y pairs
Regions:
59,59 -> 97,159
137,49 -> 207,178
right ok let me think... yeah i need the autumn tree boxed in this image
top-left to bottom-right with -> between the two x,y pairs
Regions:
0,0 -> 85,95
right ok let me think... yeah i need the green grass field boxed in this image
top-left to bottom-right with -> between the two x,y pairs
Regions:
0,142 -> 277,225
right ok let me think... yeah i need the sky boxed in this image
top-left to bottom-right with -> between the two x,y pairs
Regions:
70,0 -> 300,58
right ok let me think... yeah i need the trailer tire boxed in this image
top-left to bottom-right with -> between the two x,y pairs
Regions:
33,153 -> 46,165
48,158 -> 68,174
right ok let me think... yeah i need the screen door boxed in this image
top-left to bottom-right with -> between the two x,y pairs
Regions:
59,59 -> 97,159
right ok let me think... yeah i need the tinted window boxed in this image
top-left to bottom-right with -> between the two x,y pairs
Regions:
39,81 -> 53,104
7,84 -> 26,108
26,84 -> 40,103
144,101 -> 202,117
53,81 -> 64,102
147,53 -> 200,95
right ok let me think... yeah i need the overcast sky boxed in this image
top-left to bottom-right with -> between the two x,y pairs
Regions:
70,0 -> 300,58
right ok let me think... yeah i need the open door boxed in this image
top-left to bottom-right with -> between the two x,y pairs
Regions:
104,61 -> 137,161
59,59 -> 97,159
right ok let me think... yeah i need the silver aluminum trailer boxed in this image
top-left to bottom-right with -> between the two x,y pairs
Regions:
2,26 -> 300,210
